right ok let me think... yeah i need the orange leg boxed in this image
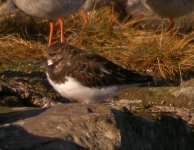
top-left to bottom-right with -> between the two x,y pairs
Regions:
79,10 -> 89,25
49,20 -> 55,47
167,17 -> 175,32
58,17 -> 65,44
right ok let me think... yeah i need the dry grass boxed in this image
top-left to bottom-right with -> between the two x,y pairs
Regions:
0,7 -> 194,82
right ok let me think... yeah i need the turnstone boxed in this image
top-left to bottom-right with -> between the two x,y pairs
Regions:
141,0 -> 194,31
45,43 -> 153,104
0,0 -> 85,46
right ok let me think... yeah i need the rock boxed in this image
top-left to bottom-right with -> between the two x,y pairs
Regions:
171,87 -> 194,99
0,104 -> 193,150
0,80 -> 15,95
0,78 -> 55,107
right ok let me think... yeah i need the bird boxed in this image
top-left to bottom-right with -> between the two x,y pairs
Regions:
0,0 -> 85,46
141,0 -> 194,31
79,0 -> 111,24
45,43 -> 153,104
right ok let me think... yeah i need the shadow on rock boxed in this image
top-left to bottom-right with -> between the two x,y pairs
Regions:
0,125 -> 87,150
112,109 -> 194,150
0,108 -> 48,125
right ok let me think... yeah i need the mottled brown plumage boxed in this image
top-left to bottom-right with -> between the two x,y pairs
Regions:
46,43 -> 152,88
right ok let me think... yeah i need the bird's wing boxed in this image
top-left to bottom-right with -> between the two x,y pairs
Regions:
64,45 -> 149,87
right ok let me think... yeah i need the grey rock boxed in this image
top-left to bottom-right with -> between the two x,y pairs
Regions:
0,104 -> 193,150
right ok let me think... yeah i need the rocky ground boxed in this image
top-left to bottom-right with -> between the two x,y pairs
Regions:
0,57 -> 194,149
0,6 -> 194,149
0,104 -> 194,150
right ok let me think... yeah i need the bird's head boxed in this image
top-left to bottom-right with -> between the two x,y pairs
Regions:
44,43 -> 66,66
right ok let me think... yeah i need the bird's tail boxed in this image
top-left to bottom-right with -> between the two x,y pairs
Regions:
125,69 -> 154,86
135,74 -> 153,84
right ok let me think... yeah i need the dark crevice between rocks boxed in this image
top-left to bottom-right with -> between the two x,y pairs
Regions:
112,109 -> 194,150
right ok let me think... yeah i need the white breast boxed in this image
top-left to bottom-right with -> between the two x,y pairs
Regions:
46,73 -> 120,104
